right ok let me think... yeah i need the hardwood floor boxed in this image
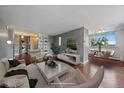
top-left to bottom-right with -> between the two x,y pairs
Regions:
75,62 -> 124,88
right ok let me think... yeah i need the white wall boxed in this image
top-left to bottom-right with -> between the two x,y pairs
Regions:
7,28 -> 14,59
48,36 -> 53,52
116,30 -> 124,58
0,29 -> 8,59
83,28 -> 89,63
54,27 -> 89,63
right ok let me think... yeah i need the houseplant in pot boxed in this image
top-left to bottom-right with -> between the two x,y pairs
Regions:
91,37 -> 108,56
51,43 -> 60,59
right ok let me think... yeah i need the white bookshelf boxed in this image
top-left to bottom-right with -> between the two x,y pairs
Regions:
38,33 -> 49,53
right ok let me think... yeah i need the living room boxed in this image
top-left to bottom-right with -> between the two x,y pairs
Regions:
0,5 -> 124,89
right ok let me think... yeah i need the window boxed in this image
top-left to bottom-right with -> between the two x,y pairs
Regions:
90,31 -> 116,46
58,37 -> 62,46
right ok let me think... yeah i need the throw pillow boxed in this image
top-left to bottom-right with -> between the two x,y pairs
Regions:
8,59 -> 21,67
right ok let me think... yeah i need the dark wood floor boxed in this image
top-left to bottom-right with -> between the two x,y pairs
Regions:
75,62 -> 124,88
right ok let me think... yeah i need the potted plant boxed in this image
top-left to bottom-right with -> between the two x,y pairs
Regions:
91,38 -> 97,46
43,54 -> 49,65
51,43 -> 60,59
97,37 -> 108,52
91,37 -> 108,56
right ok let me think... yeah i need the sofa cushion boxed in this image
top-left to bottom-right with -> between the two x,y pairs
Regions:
0,58 -> 30,88
0,75 -> 29,88
0,58 -> 9,71
2,68 -> 29,88
0,62 -> 6,82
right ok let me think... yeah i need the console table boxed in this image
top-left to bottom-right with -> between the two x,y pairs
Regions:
57,53 -> 80,65
88,54 -> 124,67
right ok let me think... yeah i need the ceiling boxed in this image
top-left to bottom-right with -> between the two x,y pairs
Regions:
0,5 -> 124,35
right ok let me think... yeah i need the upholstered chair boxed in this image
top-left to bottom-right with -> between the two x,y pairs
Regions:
53,66 -> 104,88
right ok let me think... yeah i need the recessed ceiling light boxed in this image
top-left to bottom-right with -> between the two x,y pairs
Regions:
21,34 -> 24,38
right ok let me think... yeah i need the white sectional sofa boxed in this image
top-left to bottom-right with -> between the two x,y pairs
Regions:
0,58 -> 30,88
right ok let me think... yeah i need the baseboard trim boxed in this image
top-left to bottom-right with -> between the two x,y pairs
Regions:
80,60 -> 89,64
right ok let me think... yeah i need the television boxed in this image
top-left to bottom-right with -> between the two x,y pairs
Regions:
67,39 -> 77,50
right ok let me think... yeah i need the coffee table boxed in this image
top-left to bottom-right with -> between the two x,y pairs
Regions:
36,61 -> 69,84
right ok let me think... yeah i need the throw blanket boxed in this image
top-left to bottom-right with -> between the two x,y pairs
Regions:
4,69 -> 38,88
5,69 -> 28,77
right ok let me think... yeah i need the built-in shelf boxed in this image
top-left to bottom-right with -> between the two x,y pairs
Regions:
38,33 -> 49,53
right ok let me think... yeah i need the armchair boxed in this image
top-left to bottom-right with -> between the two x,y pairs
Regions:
53,66 -> 104,88
30,49 -> 45,62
